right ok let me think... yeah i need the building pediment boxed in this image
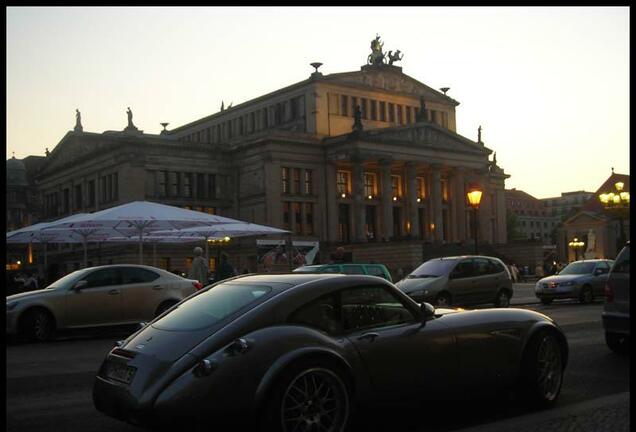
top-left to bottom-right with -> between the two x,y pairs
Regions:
323,66 -> 458,105
326,123 -> 490,157
39,132 -> 115,175
563,210 -> 606,226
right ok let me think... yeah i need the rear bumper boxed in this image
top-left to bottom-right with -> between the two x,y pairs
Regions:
93,375 -> 150,426
602,312 -> 630,336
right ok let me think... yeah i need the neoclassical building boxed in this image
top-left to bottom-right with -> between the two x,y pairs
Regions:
22,37 -> 510,275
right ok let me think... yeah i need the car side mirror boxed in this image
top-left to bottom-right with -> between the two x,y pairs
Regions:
594,269 -> 605,276
420,302 -> 436,324
73,280 -> 87,291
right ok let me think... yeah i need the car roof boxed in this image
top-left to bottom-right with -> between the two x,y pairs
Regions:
76,264 -> 174,273
429,255 -> 502,261
571,259 -> 613,263
297,263 -> 386,268
231,273 -> 343,285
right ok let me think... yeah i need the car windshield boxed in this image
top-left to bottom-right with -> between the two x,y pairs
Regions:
559,262 -> 596,275
44,268 -> 91,290
152,282 -> 280,331
409,259 -> 457,278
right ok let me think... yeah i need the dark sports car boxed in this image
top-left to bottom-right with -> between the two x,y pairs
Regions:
93,274 -> 568,431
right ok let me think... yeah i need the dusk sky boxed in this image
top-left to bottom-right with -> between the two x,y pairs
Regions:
6,7 -> 629,199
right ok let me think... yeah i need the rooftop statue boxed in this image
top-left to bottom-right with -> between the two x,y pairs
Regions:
387,50 -> 404,65
368,34 -> 386,65
74,109 -> 83,132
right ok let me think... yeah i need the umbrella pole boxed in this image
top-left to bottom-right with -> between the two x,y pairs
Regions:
83,237 -> 88,269
153,242 -> 157,267
139,232 -> 143,265
44,242 -> 48,285
287,233 -> 293,272
205,237 -> 210,263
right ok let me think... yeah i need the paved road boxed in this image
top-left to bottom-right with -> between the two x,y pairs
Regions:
6,301 -> 629,432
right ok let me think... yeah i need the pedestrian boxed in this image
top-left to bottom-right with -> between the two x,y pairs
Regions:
23,272 -> 39,291
214,254 -> 236,282
331,247 -> 346,264
534,262 -> 544,278
189,247 -> 209,285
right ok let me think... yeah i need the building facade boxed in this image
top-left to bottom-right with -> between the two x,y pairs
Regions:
14,38 -> 511,276
505,188 -> 558,244
559,172 -> 630,262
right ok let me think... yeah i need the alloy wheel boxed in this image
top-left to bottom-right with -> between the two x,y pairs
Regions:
281,368 -> 349,432
436,293 -> 451,307
33,311 -> 53,341
535,334 -> 563,402
580,287 -> 593,304
497,291 -> 510,307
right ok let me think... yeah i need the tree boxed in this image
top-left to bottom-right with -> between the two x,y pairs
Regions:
506,212 -> 525,241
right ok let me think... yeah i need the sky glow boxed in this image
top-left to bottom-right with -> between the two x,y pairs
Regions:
6,7 -> 629,198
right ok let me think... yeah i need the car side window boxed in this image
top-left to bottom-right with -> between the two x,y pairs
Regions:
339,285 -> 416,333
366,265 -> 388,280
288,293 -> 341,335
83,269 -> 121,289
450,260 -> 474,279
473,258 -> 492,276
612,248 -> 630,274
342,265 -> 365,275
120,267 -> 160,284
320,265 -> 341,273
490,259 -> 505,274
595,262 -> 610,274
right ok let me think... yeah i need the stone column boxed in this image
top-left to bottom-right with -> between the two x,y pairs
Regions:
379,159 -> 394,241
452,167 -> 467,241
352,160 -> 367,242
431,165 -> 443,242
406,162 -> 419,238
495,187 -> 507,243
325,161 -> 338,242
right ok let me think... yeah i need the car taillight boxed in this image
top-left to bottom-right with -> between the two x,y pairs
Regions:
604,280 -> 614,303
193,281 -> 203,291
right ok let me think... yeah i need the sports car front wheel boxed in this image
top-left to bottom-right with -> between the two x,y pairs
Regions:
518,329 -> 564,408
261,360 -> 351,432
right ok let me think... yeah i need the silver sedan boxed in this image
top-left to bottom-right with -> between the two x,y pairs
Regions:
6,264 -> 201,341
534,259 -> 614,305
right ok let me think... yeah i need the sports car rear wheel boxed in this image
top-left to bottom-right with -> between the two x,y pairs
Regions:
261,360 -> 350,432
519,329 -> 563,407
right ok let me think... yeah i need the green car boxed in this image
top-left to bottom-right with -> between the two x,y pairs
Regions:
293,263 -> 393,282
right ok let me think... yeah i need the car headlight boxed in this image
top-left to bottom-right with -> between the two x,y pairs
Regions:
6,302 -> 18,311
559,281 -> 576,287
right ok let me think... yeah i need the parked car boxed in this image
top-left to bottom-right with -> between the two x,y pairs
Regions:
534,259 -> 614,305
603,242 -> 630,354
6,264 -> 202,342
93,273 -> 567,431
395,255 -> 513,307
293,263 -> 393,282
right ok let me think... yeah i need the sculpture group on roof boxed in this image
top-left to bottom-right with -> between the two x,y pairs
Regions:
367,34 -> 403,66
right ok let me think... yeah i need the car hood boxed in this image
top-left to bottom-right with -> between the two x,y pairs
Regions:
396,276 -> 445,292
7,289 -> 52,302
538,274 -> 586,284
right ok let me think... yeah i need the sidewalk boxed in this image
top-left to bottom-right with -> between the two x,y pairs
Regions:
453,392 -> 630,432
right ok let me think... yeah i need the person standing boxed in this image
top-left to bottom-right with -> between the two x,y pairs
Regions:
214,254 -> 236,282
189,247 -> 209,285
24,272 -> 39,291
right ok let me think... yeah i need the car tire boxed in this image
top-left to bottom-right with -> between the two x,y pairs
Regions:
494,289 -> 511,308
579,285 -> 593,304
605,332 -> 629,355
259,359 -> 351,432
518,329 -> 564,408
155,300 -> 178,317
435,292 -> 452,307
540,298 -> 553,305
21,308 -> 55,342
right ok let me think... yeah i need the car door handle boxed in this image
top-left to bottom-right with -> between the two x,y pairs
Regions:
357,333 -> 379,342
108,289 -> 120,295
152,285 -> 162,290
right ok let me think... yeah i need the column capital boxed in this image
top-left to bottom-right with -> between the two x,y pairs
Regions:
430,163 -> 443,172
378,157 -> 393,167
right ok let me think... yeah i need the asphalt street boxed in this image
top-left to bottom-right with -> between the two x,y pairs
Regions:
6,288 -> 630,432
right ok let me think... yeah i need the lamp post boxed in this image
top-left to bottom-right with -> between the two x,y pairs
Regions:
568,237 -> 585,262
466,184 -> 483,255
599,180 -> 630,253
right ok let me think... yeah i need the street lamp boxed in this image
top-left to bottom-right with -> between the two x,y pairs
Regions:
568,237 -> 585,261
466,184 -> 483,255
599,180 -> 630,252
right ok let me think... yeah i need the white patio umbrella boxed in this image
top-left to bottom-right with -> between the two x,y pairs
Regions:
153,222 -> 291,262
6,213 -> 92,274
40,201 -> 246,265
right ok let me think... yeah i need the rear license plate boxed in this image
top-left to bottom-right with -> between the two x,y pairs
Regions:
103,361 -> 136,384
